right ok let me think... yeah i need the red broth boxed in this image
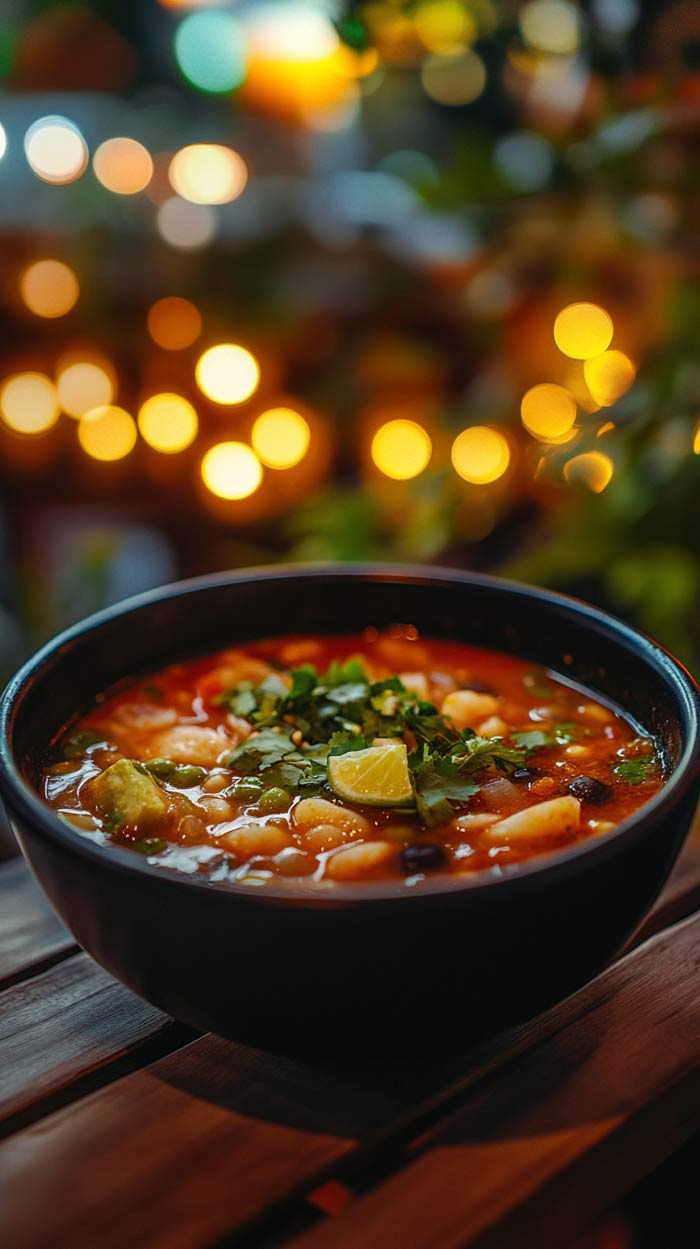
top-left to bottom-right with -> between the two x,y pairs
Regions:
40,628 -> 664,889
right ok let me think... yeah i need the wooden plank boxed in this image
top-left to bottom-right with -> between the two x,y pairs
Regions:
285,908 -> 700,1249
1,836 -> 699,1249
0,857 -> 74,988
0,953 -> 187,1134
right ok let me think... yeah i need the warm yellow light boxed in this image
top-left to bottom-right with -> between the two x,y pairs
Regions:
195,344 -> 260,405
24,116 -> 88,185
421,49 -> 486,106
597,421 -> 616,437
93,137 -> 153,195
138,393 -> 198,454
147,297 -> 202,350
521,383 -> 577,440
201,441 -> 263,499
584,350 -> 636,407
564,452 -> 614,492
252,407 -> 310,468
371,419 -> 432,480
451,426 -> 510,484
78,405 -> 137,461
20,259 -> 79,318
693,421 -> 700,455
554,303 -> 614,360
520,0 -> 581,55
57,362 -> 114,418
414,1 -> 476,53
0,373 -> 60,434
169,145 -> 247,206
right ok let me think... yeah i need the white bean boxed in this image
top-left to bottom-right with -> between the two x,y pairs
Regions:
325,840 -> 397,881
221,823 -> 293,858
292,797 -> 370,836
442,689 -> 499,728
478,715 -> 507,737
483,796 -> 581,844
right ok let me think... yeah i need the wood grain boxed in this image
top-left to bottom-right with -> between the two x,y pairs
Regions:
286,908 -> 700,1249
0,953 -> 184,1133
0,857 -> 74,988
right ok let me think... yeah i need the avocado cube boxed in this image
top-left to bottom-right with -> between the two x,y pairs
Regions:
85,759 -> 169,832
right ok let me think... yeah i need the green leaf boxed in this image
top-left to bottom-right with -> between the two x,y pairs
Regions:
613,757 -> 656,785
62,728 -> 109,759
512,729 -> 553,751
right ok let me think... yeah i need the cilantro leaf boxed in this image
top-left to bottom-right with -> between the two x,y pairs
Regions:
613,757 -> 656,785
512,729 -> 553,751
411,751 -> 480,827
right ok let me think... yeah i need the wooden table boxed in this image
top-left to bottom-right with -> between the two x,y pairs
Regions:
3,836 -> 700,1249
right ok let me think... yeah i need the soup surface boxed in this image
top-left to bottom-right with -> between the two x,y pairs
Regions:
40,628 -> 664,889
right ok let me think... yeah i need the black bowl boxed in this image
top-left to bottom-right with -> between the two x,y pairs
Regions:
1,565 -> 699,1051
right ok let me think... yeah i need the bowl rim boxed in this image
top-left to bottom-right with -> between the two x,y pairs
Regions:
1,562 -> 699,907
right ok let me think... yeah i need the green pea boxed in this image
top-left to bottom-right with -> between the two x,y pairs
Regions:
144,758 -> 176,779
169,764 -> 207,788
228,777 -> 265,803
258,786 -> 291,813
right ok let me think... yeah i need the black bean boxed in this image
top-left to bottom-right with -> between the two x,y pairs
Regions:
400,843 -> 446,873
512,767 -> 540,783
568,775 -> 612,805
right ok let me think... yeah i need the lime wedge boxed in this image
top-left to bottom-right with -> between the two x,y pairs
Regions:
328,743 -> 414,808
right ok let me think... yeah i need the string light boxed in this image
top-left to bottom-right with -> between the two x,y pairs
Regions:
57,361 -> 114,418
583,350 -> 636,406
24,116 -> 88,185
78,405 -> 137,461
174,11 -> 246,94
201,441 -> 262,499
564,451 -> 614,492
147,297 -> 202,350
169,144 -> 247,206
252,407 -> 310,468
93,137 -> 153,195
0,373 -> 60,434
20,260 -> 79,318
451,427 -> 510,483
195,344 -> 260,405
371,419 -> 432,480
520,0 -> 582,55
521,383 -> 577,440
554,303 -> 614,360
138,393 -> 198,453
157,197 -> 217,250
421,49 -> 486,106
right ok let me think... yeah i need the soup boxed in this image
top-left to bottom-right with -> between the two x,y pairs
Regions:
40,628 -> 664,888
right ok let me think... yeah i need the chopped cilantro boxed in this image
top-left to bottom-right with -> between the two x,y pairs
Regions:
217,658 -> 527,823
62,728 -> 109,759
613,756 -> 656,785
513,723 -> 579,751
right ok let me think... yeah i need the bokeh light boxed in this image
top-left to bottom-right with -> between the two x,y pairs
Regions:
414,1 -> 477,53
0,124 -> 7,161
521,383 -> 577,440
93,137 -> 153,195
371,419 -> 432,480
195,344 -> 260,405
138,393 -> 198,453
520,0 -> 581,55
451,427 -> 511,483
0,373 -> 60,434
78,405 -> 137,461
583,350 -> 636,407
564,452 -> 614,492
252,407 -> 310,469
20,259 -> 79,318
693,421 -> 700,455
174,11 -> 246,94
24,116 -> 88,185
421,49 -> 486,106
147,297 -> 202,350
57,361 -> 114,418
201,441 -> 262,499
554,303 -> 614,360
157,197 -> 217,250
169,144 -> 247,206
